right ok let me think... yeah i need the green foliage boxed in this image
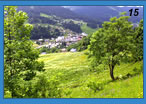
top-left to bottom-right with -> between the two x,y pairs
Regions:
67,43 -> 78,51
5,73 -> 62,98
31,25 -> 64,39
33,74 -> 61,98
40,47 -> 60,53
120,12 -> 127,16
133,64 -> 143,74
89,61 -> 107,73
87,77 -> 104,92
88,14 -> 135,80
63,88 -> 73,97
132,19 -> 143,61
49,47 -> 60,53
62,21 -> 82,33
4,6 -> 44,98
81,23 -> 97,34
67,35 -> 91,52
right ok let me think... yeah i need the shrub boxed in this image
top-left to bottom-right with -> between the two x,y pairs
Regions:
86,77 -> 104,92
133,65 -> 143,74
63,88 -> 72,97
89,57 -> 107,73
33,74 -> 61,98
40,47 -> 60,53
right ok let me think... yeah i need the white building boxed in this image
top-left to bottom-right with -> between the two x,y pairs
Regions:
70,48 -> 77,52
81,32 -> 88,37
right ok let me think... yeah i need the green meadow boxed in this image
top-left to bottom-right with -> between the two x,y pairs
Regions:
81,23 -> 98,35
38,51 -> 143,98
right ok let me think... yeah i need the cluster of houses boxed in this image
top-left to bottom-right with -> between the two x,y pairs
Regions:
35,32 -> 88,52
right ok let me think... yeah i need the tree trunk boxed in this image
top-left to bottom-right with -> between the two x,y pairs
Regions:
109,64 -> 115,80
110,67 -> 115,80
11,88 -> 15,98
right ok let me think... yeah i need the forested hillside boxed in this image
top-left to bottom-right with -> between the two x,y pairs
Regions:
17,6 -> 100,39
17,6 -> 143,40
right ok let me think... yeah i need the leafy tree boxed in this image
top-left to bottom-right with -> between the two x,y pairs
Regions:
67,35 -> 91,52
88,13 -> 134,80
4,6 -> 44,98
77,35 -> 91,51
33,74 -> 61,98
132,19 -> 143,61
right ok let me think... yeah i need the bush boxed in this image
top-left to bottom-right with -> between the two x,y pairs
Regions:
89,57 -> 107,73
49,47 -> 60,53
63,88 -> 72,97
67,35 -> 91,52
33,74 -> 61,98
67,43 -> 78,51
133,65 -> 143,74
40,47 -> 49,53
86,77 -> 104,92
40,47 -> 60,53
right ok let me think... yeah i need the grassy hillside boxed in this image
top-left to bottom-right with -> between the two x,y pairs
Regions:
81,23 -> 98,35
38,52 -> 143,98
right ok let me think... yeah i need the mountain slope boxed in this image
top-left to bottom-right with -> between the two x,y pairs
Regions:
38,52 -> 143,98
17,6 -> 143,39
18,6 -> 98,25
65,6 -> 143,23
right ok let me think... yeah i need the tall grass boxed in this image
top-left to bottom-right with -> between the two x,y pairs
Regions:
38,52 -> 143,98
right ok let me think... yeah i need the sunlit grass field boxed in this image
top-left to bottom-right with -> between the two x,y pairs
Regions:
38,51 -> 143,98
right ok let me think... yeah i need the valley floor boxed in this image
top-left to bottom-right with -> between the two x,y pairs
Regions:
38,51 -> 143,98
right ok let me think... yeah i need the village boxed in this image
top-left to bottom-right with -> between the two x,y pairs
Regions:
35,32 -> 88,53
